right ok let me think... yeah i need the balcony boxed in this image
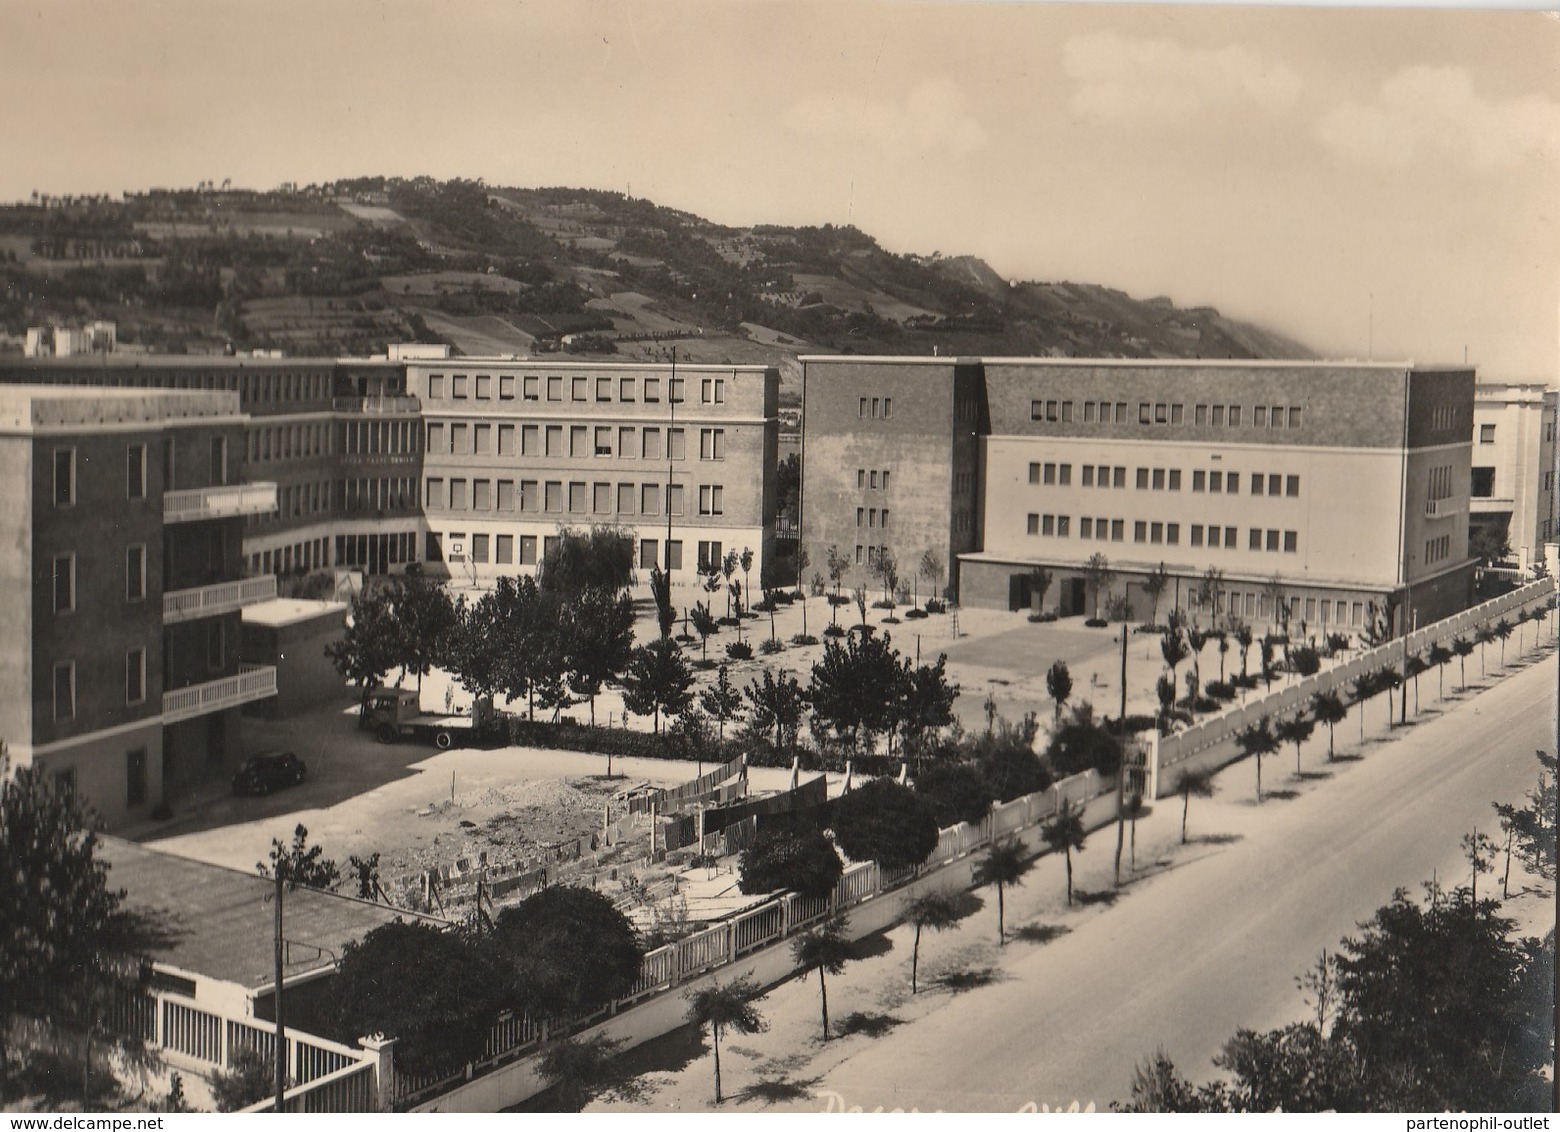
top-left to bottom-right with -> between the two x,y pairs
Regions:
333,395 -> 421,415
1425,497 -> 1465,519
163,664 -> 277,724
163,575 -> 278,624
164,482 -> 277,524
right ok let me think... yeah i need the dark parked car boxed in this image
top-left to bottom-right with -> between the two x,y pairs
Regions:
232,751 -> 307,796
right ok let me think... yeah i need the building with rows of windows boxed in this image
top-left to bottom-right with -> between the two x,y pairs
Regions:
800,356 -> 1479,636
406,358 -> 779,589
1470,381 -> 1559,573
0,385 -> 278,828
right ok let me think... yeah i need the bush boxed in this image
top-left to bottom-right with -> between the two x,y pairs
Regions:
717,616 -> 741,628
827,594 -> 852,607
738,827 -> 842,899
1084,617 -> 1109,629
904,608 -> 928,620
212,1048 -> 276,1112
913,761 -> 994,827
924,598 -> 947,614
1105,595 -> 1134,622
725,640 -> 754,661
492,886 -> 643,1018
759,638 -> 785,655
828,780 -> 941,869
790,633 -> 819,646
1046,704 -> 1125,778
871,599 -> 895,610
823,624 -> 846,638
1204,680 -> 1237,701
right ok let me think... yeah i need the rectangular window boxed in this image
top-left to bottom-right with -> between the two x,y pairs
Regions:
1080,517 -> 1093,538
1154,403 -> 1168,424
1250,528 -> 1263,551
639,539 -> 658,569
544,482 -> 563,512
1061,401 -> 1073,423
884,398 -> 892,418
569,426 -> 587,458
498,425 -> 516,456
471,534 -> 490,563
699,485 -> 724,516
667,484 -> 684,516
620,377 -> 635,401
1042,515 -> 1055,536
1225,526 -> 1237,548
1268,474 -> 1282,496
545,376 -> 562,402
1286,475 -> 1300,497
1111,519 -> 1124,542
1081,466 -> 1094,487
1056,515 -> 1069,537
1210,471 -> 1223,493
1195,404 -> 1208,426
473,424 -> 492,455
1167,523 -> 1180,545
473,479 -> 492,511
1254,406 -> 1268,428
54,448 -> 74,507
1148,521 -> 1162,544
1251,473 -> 1264,496
1044,463 -> 1057,485
1211,405 -> 1225,427
642,378 -> 661,403
1284,531 -> 1298,553
1139,403 -> 1151,425
497,480 -> 515,511
1266,529 -> 1280,552
127,443 -> 146,500
641,484 -> 660,515
568,482 -> 587,513
54,661 -> 74,720
1115,403 -> 1127,424
1171,404 -> 1185,425
518,480 -> 538,512
593,427 -> 612,457
53,554 -> 74,614
1167,469 -> 1181,490
1134,520 -> 1147,543
1095,517 -> 1108,541
449,479 -> 468,510
1191,525 -> 1204,547
1084,402 -> 1097,424
1288,407 -> 1302,429
475,375 -> 492,400
1027,513 -> 1040,535
669,378 -> 685,404
426,532 -> 443,562
451,375 -> 468,399
1270,406 -> 1284,429
1029,463 -> 1041,485
1136,468 -> 1149,490
1229,405 -> 1242,427
522,375 -> 539,401
571,376 -> 587,402
1152,468 -> 1165,490
499,375 -> 515,401
494,534 -> 514,564
427,374 -> 445,399
857,507 -> 866,528
668,429 -> 686,460
450,422 -> 469,454
615,426 -> 634,458
617,483 -> 636,513
1207,525 -> 1220,548
700,428 -> 726,460
126,545 -> 146,601
593,482 -> 611,513
1058,464 -> 1072,486
665,540 -> 683,571
596,377 -> 611,402
1480,423 -> 1496,443
1113,466 -> 1126,489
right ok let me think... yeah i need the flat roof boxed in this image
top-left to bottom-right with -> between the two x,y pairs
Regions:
0,384 -> 243,432
403,357 -> 776,374
98,837 -> 444,992
243,597 -> 348,629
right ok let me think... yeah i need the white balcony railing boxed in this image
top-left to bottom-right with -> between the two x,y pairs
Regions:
163,482 -> 277,524
162,664 -> 277,724
162,575 -> 278,624
332,395 -> 421,415
1425,497 -> 1465,519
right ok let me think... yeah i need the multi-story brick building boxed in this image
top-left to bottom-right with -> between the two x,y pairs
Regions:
0,385 -> 278,828
1470,382 -> 1559,570
407,358 -> 779,591
801,356 -> 1479,634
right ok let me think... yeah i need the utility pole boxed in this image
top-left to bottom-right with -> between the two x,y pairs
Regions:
666,346 -> 676,574
1114,626 -> 1128,887
273,868 -> 286,1113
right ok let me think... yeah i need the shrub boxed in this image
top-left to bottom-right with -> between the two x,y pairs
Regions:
1046,703 -> 1125,778
904,608 -> 928,620
1204,680 -> 1237,701
924,598 -> 947,614
717,616 -> 741,628
725,640 -> 754,661
212,1048 -> 276,1112
492,886 -> 643,1018
827,779 -> 941,869
1084,617 -> 1109,628
790,633 -> 820,646
828,594 -> 852,607
823,624 -> 846,638
738,827 -> 842,899
913,761 -> 994,827
871,599 -> 895,610
759,638 -> 785,655
1105,594 -> 1134,622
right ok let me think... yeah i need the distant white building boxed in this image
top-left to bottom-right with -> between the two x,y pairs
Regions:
23,327 -> 51,357
1471,381 -> 1559,570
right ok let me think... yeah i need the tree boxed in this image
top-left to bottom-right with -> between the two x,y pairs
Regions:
686,976 -> 766,1105
972,837 -> 1034,944
393,567 -> 458,695
563,588 -> 635,726
1263,574 -> 1290,637
1174,766 -> 1217,844
324,583 -> 402,717
826,545 -> 849,623
1042,798 -> 1088,906
699,665 -> 745,740
808,632 -> 904,753
739,548 -> 754,615
1428,641 -> 1453,699
828,779 -> 940,870
738,827 -> 842,899
1275,712 -> 1316,776
721,549 -> 740,618
1290,645 -> 1321,678
1143,562 -> 1171,627
918,548 -> 946,607
1234,620 -> 1254,687
1083,552 -> 1115,619
905,890 -> 961,994
537,524 -> 636,596
1236,717 -> 1279,801
1028,565 -> 1053,616
744,669 -> 807,752
1156,673 -> 1176,722
1045,701 -> 1125,779
899,655 -> 959,760
792,917 -> 853,1041
493,886 -> 643,1020
1461,827 -> 1497,902
324,921 -> 506,1077
690,600 -> 719,663
621,637 -> 694,736
1475,623 -> 1496,677
872,551 -> 899,609
0,763 -> 128,1091
912,761 -> 994,828
1160,629 -> 1189,695
1310,689 -> 1348,761
1452,635 -> 1475,691
1045,660 -> 1072,720
1493,750 -> 1557,883
256,824 -> 341,890
536,1033 -> 625,1112
1493,617 -> 1513,668
1197,566 -> 1225,622
1470,519 -> 1512,566
648,564 -> 676,639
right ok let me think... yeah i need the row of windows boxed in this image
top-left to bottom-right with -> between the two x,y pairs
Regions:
54,439 -> 228,507
239,370 -> 331,405
427,530 -> 702,572
858,397 -> 894,419
1029,399 -> 1305,430
1026,461 -> 1301,497
53,547 -> 149,613
426,372 -> 728,406
1427,465 -> 1455,502
426,421 -> 728,461
855,544 -> 890,566
1425,535 -> 1453,565
1021,515 -> 1301,553
856,468 -> 891,490
1431,405 -> 1461,432
856,507 -> 890,529
246,421 -> 332,463
50,626 -> 227,723
424,477 -> 729,518
1191,589 -> 1369,628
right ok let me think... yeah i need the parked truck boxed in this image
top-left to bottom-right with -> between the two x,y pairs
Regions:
364,688 -> 493,749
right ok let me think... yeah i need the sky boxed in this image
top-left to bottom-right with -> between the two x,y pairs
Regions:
2,0 -> 1556,380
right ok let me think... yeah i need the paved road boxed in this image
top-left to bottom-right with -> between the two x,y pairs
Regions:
765,651 -> 1559,1112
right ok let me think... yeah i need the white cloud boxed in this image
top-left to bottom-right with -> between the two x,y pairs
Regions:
1316,66 -> 1560,171
783,79 -> 988,156
1062,31 -> 1302,125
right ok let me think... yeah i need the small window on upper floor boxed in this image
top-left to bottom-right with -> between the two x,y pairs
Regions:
1480,423 -> 1496,444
